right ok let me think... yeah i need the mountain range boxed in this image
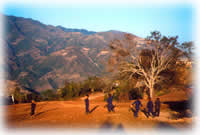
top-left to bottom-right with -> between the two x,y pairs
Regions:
4,15 -> 145,92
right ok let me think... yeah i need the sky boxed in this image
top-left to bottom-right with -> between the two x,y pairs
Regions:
1,1 -> 200,134
1,3 -> 194,43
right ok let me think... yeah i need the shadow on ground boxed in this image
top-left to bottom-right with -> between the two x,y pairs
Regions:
129,107 -> 149,118
35,108 -> 58,117
163,100 -> 193,119
89,105 -> 99,113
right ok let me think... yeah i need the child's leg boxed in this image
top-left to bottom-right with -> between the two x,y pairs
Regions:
107,104 -> 111,112
85,105 -> 89,113
111,105 -> 115,112
31,108 -> 34,116
134,110 -> 138,117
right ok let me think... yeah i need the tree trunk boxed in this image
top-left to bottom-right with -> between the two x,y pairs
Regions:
149,87 -> 153,99
149,81 -> 154,99
143,88 -> 148,100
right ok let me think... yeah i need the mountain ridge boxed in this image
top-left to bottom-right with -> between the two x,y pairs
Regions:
4,15 -> 145,92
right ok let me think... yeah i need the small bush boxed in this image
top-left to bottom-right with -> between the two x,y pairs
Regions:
40,89 -> 57,101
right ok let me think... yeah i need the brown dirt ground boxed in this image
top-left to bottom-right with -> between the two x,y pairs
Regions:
3,91 -> 193,131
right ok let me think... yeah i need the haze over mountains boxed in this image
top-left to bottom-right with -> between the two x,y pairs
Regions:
4,15 -> 145,92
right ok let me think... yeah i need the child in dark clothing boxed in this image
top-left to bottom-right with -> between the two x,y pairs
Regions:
107,93 -> 114,112
155,98 -> 161,116
147,98 -> 154,117
131,98 -> 143,117
31,100 -> 36,116
84,94 -> 90,114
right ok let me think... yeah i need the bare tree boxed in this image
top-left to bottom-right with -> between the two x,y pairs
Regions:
108,31 -> 183,98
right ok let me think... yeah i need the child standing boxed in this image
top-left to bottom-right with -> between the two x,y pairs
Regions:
31,100 -> 36,116
84,94 -> 90,114
147,98 -> 154,117
155,98 -> 161,116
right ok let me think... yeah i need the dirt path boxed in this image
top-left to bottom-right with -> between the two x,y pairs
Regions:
4,91 -> 193,131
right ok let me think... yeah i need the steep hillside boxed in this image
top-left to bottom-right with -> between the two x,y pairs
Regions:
4,15 -> 145,92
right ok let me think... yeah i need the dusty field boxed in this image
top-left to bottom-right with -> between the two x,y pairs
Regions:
3,91 -> 193,131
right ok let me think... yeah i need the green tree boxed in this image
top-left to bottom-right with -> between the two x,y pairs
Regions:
179,41 -> 193,60
40,89 -> 57,101
59,81 -> 77,100
13,87 -> 21,103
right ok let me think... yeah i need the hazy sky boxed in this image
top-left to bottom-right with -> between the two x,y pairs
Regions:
2,3 -> 194,43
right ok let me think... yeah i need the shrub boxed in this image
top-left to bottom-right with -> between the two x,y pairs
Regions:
13,87 -> 22,103
40,89 -> 57,101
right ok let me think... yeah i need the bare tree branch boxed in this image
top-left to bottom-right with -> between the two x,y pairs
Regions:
108,31 -> 182,98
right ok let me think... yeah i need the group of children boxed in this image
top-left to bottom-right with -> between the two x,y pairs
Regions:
131,97 -> 160,118
30,93 -> 160,119
84,94 -> 161,118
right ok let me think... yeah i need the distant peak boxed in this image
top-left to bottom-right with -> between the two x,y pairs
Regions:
107,30 -> 124,33
56,25 -> 96,35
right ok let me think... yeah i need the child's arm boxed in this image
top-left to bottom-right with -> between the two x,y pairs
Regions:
112,93 -> 115,98
132,101 -> 136,105
131,101 -> 135,107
